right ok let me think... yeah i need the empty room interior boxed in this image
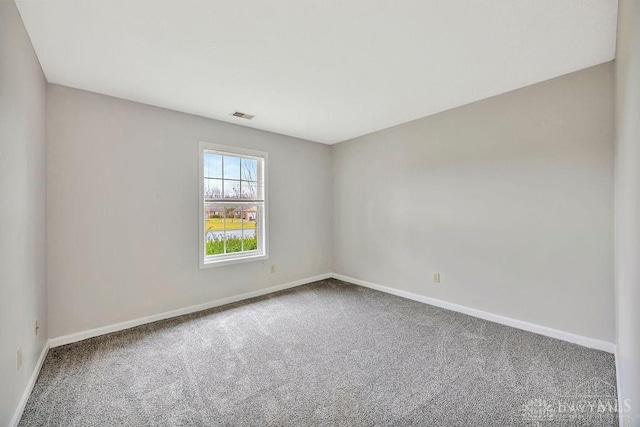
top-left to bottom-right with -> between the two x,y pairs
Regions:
2,0 -> 640,426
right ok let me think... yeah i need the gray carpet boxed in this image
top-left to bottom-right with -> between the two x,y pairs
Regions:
20,279 -> 617,426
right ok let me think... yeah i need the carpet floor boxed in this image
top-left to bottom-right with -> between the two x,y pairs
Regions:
20,279 -> 617,426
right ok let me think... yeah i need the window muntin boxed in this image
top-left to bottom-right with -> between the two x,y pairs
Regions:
200,142 -> 267,267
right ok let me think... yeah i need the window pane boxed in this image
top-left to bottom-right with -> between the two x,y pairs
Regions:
223,180 -> 241,199
204,153 -> 222,178
204,204 -> 225,255
223,155 -> 241,180
223,205 -> 243,253
241,158 -> 258,182
204,178 -> 223,200
240,181 -> 258,199
242,205 -> 259,252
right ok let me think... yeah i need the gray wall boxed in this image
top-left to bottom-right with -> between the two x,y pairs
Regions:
332,63 -> 615,343
46,85 -> 332,338
615,0 -> 640,424
0,2 -> 48,425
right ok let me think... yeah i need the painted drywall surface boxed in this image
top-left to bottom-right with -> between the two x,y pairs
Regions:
332,63 -> 615,343
46,85 -> 332,338
0,2 -> 48,425
614,0 -> 640,423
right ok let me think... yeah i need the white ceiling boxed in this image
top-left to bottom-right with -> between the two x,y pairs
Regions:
16,0 -> 617,144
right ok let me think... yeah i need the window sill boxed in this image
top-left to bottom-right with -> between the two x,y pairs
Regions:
200,252 -> 268,269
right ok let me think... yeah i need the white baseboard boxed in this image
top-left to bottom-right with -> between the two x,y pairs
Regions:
49,272 -> 615,354
332,273 -> 615,354
10,343 -> 49,427
14,272 -> 617,426
49,273 -> 332,348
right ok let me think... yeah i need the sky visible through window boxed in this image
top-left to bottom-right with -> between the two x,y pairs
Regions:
204,153 -> 258,200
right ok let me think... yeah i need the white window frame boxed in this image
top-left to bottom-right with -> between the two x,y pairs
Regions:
199,141 -> 269,268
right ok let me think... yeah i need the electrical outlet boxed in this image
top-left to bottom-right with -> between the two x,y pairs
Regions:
270,265 -> 276,274
35,319 -> 40,336
433,273 -> 440,284
17,348 -> 23,371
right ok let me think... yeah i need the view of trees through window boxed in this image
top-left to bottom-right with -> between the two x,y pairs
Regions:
203,151 -> 263,256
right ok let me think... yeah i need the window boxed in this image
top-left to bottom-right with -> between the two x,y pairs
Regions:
199,142 -> 268,267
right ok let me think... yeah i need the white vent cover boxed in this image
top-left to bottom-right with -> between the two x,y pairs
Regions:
230,111 -> 254,120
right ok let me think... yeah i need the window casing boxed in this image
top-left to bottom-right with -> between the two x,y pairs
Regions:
199,142 -> 268,268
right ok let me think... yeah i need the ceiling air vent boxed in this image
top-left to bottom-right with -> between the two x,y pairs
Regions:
230,111 -> 254,120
